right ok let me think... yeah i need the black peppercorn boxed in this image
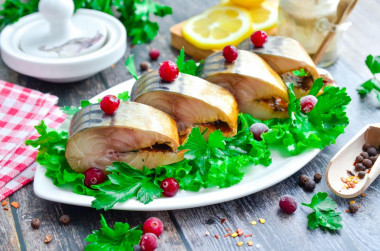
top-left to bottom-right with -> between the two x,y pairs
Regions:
31,219 -> 40,229
59,215 -> 70,225
362,143 -> 371,151
362,159 -> 373,169
349,203 -> 359,213
360,152 -> 369,159
314,173 -> 322,183
304,180 -> 316,191
140,61 -> 151,71
369,155 -> 378,163
355,163 -> 365,172
299,174 -> 309,187
367,147 -> 378,157
358,171 -> 366,179
355,155 -> 364,163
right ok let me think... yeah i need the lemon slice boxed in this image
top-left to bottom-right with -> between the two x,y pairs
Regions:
182,6 -> 252,50
229,0 -> 266,9
249,1 -> 278,31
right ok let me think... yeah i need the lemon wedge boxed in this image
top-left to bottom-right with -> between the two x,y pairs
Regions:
249,1 -> 278,32
182,6 -> 252,50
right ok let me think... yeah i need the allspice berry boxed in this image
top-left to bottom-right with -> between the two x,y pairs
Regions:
59,215 -> 70,225
314,173 -> 322,183
31,219 -> 40,229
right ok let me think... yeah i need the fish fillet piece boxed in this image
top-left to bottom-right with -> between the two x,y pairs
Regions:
65,102 -> 184,173
200,49 -> 289,120
131,71 -> 238,142
237,36 -> 331,97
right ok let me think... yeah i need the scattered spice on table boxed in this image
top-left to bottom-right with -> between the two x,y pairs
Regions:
236,228 -> 244,236
205,231 -> 210,236
220,218 -> 226,224
1,201 -> 7,206
349,202 -> 359,213
237,241 -> 244,247
244,234 -> 253,237
44,235 -> 52,243
214,234 -> 219,239
59,215 -> 70,225
3,207 -> 8,211
251,221 -> 257,225
31,219 -> 40,229
247,241 -> 254,246
11,202 -> 19,208
231,232 -> 238,238
224,233 -> 231,238
259,218 -> 265,224
314,173 -> 322,183
362,193 -> 366,197
225,228 -> 231,231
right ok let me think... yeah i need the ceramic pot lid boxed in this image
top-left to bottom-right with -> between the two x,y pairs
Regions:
20,0 -> 107,58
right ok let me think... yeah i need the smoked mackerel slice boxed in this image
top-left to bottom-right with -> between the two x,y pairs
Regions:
200,49 -> 289,120
131,71 -> 238,142
65,102 -> 184,173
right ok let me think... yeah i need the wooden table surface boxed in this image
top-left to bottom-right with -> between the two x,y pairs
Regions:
1,0 -> 380,250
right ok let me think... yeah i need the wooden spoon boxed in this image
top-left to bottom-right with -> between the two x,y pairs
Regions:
312,0 -> 358,65
326,124 -> 380,198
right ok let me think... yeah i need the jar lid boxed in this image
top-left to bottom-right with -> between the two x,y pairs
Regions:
20,0 -> 107,58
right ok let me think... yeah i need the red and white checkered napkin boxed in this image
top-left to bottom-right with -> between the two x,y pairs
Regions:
0,81 -> 66,200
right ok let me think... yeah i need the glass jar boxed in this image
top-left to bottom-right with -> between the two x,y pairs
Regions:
277,0 -> 351,67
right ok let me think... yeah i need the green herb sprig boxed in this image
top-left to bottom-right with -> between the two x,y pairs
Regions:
176,47 -> 204,76
84,214 -> 142,251
302,192 -> 343,231
27,80 -> 351,210
357,55 -> 380,102
61,91 -> 130,115
0,0 -> 172,45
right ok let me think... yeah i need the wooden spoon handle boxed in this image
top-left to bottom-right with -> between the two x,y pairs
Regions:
313,0 -> 358,65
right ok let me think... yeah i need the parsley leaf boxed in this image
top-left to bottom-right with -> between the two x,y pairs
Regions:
292,68 -> 307,77
357,55 -> 380,103
117,91 -> 130,101
60,106 -> 80,115
301,192 -> 343,231
92,162 -> 162,210
84,214 -> 142,251
0,0 -> 172,45
261,80 -> 351,155
126,54 -> 138,80
25,121 -> 97,196
176,47 -> 204,76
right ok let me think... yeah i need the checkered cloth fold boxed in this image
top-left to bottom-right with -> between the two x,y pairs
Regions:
0,81 -> 66,201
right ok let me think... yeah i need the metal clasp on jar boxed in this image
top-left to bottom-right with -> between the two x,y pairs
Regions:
316,18 -> 352,32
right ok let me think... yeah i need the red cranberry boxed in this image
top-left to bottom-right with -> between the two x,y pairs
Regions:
84,168 -> 106,189
149,49 -> 160,60
143,217 -> 164,237
250,30 -> 268,47
300,95 -> 318,113
222,45 -> 238,63
279,195 -> 298,214
159,61 -> 179,82
250,123 -> 269,141
139,233 -> 158,251
100,95 -> 120,115
160,178 -> 179,197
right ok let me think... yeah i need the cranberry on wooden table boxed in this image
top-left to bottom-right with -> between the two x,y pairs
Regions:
149,49 -> 160,60
139,233 -> 158,251
143,217 -> 164,237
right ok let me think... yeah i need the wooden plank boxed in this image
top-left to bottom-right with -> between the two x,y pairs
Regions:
0,198 -> 21,251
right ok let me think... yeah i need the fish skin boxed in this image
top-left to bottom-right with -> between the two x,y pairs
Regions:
66,102 -> 183,173
200,49 -> 289,120
238,36 -> 320,82
131,71 -> 238,139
